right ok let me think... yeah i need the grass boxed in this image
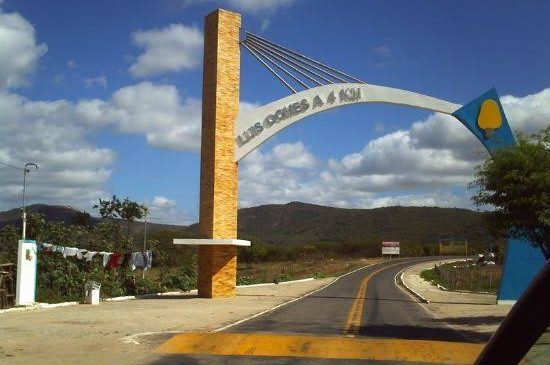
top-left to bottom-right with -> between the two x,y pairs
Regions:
421,260 -> 502,294
139,257 -> 384,292
237,257 -> 383,284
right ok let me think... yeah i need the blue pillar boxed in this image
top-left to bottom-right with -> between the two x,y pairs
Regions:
452,88 -> 546,303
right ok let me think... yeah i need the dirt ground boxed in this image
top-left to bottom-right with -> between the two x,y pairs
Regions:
0,278 -> 334,365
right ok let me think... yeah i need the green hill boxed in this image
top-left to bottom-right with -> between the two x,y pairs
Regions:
0,202 -> 491,247
236,202 -> 489,245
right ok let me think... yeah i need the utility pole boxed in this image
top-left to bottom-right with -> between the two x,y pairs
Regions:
21,162 -> 38,240
142,217 -> 147,279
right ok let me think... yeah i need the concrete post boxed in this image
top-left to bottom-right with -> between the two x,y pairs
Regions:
197,9 -> 241,298
16,240 -> 37,305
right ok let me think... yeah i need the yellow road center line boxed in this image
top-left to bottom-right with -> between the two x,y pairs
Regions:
343,261 -> 407,336
156,332 -> 484,364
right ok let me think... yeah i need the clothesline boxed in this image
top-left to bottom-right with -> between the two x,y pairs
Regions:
38,242 -> 152,271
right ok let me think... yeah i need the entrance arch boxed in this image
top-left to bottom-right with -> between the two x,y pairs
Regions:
234,83 -> 461,161
174,8 -> 538,300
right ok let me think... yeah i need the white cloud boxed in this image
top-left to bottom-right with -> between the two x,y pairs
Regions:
367,191 -> 471,209
129,23 -> 203,78
333,129 -> 478,179
239,88 -> 550,210
501,88 -> 550,134
76,81 -> 202,151
0,9 -> 47,90
84,75 -> 108,88
146,195 -> 190,225
374,121 -> 385,133
182,0 -> 295,36
53,74 -> 65,84
238,139 -> 475,210
260,18 -> 270,32
76,84 -> 260,152
225,0 -> 295,13
372,44 -> 392,58
67,59 -> 78,70
0,92 -> 115,212
269,142 -> 317,169
151,196 -> 176,209
239,142 -> 327,208
1,1 -> 547,219
184,0 -> 295,13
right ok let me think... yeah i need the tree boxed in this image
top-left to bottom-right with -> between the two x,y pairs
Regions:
470,127 -> 550,259
71,211 -> 92,226
94,195 -> 122,220
0,225 -> 20,263
94,195 -> 148,237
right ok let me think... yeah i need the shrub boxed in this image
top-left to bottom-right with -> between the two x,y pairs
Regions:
273,273 -> 292,284
236,275 -> 262,286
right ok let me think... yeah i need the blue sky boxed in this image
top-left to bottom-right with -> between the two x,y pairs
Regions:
0,0 -> 549,224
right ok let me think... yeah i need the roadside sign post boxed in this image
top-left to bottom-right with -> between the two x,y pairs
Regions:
381,242 -> 400,259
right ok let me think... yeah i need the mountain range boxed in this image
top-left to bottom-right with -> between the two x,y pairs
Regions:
0,202 -> 490,245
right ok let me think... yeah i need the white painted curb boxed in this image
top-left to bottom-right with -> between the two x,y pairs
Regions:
1,278 -> 320,313
1,264 -> 375,315
398,271 -> 430,303
106,278 -> 317,302
237,277 -> 315,288
0,301 -> 79,314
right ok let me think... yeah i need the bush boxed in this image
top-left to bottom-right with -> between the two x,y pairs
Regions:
163,270 -> 196,291
236,275 -> 262,286
0,225 -> 19,264
0,212 -> 189,303
420,265 -> 441,285
312,272 -> 326,279
273,273 -> 292,284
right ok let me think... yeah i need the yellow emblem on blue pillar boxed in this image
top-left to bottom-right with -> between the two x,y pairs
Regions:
453,88 -> 516,154
452,88 -> 515,155
477,99 -> 502,138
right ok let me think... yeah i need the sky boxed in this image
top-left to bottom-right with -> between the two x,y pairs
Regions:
0,0 -> 549,225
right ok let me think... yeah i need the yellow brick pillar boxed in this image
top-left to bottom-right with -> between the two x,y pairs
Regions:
198,9 -> 241,298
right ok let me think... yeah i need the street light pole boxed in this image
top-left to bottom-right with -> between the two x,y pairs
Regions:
142,216 -> 147,279
22,162 -> 38,240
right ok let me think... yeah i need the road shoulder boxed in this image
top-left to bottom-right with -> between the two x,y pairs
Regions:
0,278 -> 334,365
401,260 -> 512,342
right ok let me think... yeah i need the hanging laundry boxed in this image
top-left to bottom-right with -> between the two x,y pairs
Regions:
143,250 -> 153,270
83,251 -> 97,262
101,252 -> 111,268
77,249 -> 86,260
121,253 -> 133,268
106,252 -> 124,270
131,252 -> 145,270
63,247 -> 79,259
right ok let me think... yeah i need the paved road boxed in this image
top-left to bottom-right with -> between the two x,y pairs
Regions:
152,258 -> 482,364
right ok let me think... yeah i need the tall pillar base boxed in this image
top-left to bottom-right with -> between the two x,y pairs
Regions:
198,245 -> 237,298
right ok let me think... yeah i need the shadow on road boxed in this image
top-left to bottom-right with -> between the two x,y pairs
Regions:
358,323 -> 490,343
427,300 -> 497,305
147,354 -> 419,365
431,315 -> 506,326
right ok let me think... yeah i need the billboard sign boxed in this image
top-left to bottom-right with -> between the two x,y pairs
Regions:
382,241 -> 400,255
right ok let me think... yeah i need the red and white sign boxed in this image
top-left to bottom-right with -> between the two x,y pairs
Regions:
381,241 -> 400,255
